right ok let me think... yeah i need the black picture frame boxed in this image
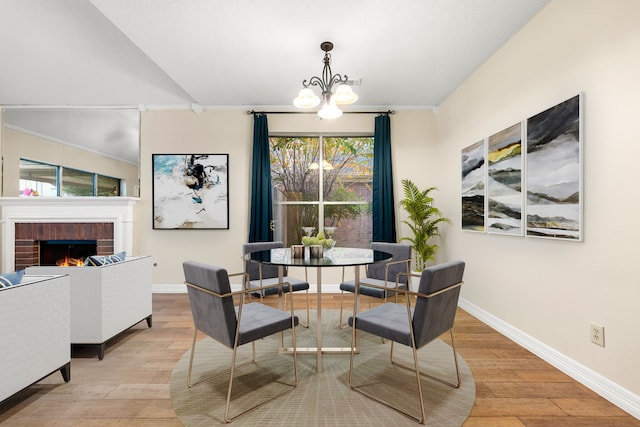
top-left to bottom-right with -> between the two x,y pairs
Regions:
152,154 -> 229,229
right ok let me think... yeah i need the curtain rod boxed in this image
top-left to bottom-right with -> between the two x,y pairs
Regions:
247,109 -> 394,115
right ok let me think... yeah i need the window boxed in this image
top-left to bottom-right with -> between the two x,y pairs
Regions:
19,159 -> 57,196
19,158 -> 121,197
97,175 -> 122,196
61,167 -> 94,196
270,135 -> 373,248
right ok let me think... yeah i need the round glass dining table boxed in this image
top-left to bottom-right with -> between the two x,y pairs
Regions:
245,247 -> 392,372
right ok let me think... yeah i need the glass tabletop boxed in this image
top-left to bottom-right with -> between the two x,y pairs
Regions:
245,247 -> 392,267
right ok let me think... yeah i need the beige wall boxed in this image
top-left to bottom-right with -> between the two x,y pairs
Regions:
136,109 -> 436,286
435,0 -> 640,397
0,110 -> 3,193
2,127 -> 139,197
100,0 -> 640,409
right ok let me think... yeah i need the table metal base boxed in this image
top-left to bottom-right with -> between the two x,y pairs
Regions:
277,263 -> 361,372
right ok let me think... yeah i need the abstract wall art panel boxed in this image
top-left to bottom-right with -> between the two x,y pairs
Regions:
487,122 -> 523,235
526,94 -> 582,240
153,154 -> 229,229
461,139 -> 486,232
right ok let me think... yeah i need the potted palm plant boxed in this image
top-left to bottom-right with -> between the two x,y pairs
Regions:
399,178 -> 450,272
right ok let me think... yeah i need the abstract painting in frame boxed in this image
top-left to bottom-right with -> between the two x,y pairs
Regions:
487,122 -> 523,235
153,154 -> 229,229
526,94 -> 582,240
461,139 -> 486,232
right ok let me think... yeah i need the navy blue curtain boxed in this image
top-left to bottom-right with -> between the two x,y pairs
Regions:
248,114 -> 273,242
372,114 -> 396,242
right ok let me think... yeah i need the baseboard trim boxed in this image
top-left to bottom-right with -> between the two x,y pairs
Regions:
458,297 -> 640,420
153,284 -> 187,293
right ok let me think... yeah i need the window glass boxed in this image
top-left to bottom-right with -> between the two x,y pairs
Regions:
61,167 -> 95,196
97,175 -> 121,196
323,137 -> 373,248
19,159 -> 58,196
270,135 -> 373,248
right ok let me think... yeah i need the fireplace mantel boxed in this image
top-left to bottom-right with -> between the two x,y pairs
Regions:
0,197 -> 139,272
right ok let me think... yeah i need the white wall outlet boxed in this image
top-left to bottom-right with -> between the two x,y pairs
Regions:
590,323 -> 605,347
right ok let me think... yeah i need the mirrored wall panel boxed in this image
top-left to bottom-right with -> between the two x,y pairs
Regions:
2,108 -> 140,197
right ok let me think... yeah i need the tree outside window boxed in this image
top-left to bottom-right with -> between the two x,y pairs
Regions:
270,135 -> 373,248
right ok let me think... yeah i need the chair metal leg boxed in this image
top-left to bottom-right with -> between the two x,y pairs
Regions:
186,328 -> 256,389
186,328 -> 198,388
282,289 -> 309,328
390,328 -> 461,389
224,338 -> 240,423
350,336 -> 426,424
449,329 -> 462,388
224,327 -> 298,422
351,329 -> 462,424
187,324 -> 297,422
410,338 -> 427,424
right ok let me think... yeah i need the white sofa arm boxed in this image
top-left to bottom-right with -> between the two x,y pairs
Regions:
0,275 -> 71,402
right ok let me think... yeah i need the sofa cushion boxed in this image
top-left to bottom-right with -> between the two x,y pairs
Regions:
0,270 -> 25,288
85,251 -> 127,266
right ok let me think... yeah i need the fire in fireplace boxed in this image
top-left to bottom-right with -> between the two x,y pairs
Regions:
39,240 -> 97,266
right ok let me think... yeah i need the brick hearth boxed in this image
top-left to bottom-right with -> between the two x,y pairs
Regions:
14,222 -> 114,270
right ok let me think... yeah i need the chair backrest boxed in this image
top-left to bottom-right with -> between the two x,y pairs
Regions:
242,241 -> 286,280
183,261 -> 237,348
412,260 -> 465,349
367,242 -> 412,285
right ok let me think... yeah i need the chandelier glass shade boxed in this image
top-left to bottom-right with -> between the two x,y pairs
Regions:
318,100 -> 342,119
293,41 -> 358,118
293,88 -> 320,109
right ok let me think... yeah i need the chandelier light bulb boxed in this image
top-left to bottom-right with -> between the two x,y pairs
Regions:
293,88 -> 320,108
318,100 -> 342,119
333,84 -> 358,105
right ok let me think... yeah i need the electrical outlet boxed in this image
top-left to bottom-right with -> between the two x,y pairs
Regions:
591,323 -> 605,347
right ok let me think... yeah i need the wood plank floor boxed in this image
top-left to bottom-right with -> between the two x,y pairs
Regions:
1,293 -> 638,426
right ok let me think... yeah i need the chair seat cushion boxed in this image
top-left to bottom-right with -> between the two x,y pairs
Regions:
236,302 -> 299,346
339,278 -> 406,299
248,276 -> 309,296
348,303 -> 415,347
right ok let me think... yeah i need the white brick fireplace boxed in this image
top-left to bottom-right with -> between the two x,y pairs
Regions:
0,197 -> 138,272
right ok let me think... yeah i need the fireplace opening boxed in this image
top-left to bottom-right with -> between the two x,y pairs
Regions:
39,240 -> 97,266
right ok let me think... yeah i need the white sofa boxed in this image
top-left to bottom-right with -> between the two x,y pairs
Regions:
26,256 -> 152,360
0,274 -> 71,403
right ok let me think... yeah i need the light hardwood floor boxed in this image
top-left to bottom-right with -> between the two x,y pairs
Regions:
1,293 -> 638,426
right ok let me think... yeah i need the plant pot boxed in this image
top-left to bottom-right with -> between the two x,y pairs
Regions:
410,271 -> 422,292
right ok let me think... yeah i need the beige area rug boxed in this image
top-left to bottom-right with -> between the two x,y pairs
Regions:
170,310 -> 475,426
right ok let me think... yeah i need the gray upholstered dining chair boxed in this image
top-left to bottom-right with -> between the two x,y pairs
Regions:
242,241 -> 310,327
338,242 -> 411,328
347,260 -> 465,424
182,261 -> 298,423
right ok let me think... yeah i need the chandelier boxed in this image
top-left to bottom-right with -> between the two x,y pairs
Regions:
293,41 -> 358,119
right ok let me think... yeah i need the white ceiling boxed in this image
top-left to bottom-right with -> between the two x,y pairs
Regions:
0,0 -> 549,163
